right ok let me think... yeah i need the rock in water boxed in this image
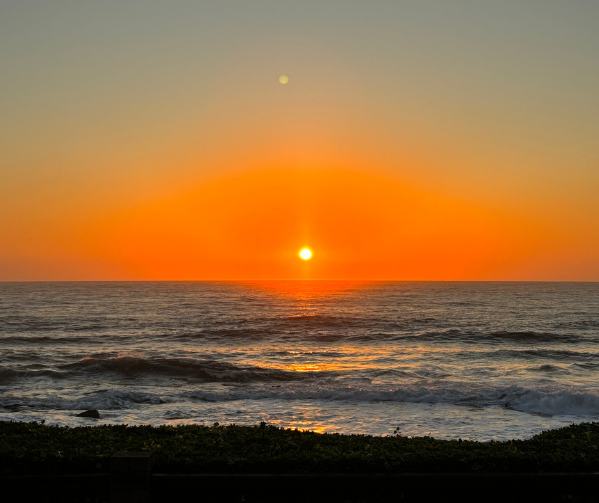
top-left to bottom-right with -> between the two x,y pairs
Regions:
76,409 -> 100,419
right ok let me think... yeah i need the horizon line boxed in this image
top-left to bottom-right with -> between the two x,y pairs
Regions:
1,279 -> 598,284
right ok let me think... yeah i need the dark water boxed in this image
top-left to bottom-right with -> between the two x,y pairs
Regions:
1,281 -> 598,440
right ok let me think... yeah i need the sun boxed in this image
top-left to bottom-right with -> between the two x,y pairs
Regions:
299,248 -> 312,260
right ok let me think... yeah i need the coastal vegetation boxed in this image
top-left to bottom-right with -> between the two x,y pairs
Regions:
2,421 -> 599,475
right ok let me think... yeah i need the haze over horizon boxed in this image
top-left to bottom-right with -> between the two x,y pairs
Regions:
1,1 -> 598,281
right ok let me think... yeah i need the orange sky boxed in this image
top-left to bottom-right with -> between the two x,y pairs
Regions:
1,2 -> 598,281
2,146 -> 597,282
32,167 -> 566,281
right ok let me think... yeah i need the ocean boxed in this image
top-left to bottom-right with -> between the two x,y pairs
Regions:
1,281 -> 598,441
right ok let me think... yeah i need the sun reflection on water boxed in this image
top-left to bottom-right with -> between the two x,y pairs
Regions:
240,280 -> 378,300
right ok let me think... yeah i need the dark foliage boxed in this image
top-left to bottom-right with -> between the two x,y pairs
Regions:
2,420 -> 599,475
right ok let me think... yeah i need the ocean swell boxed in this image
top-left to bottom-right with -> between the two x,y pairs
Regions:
60,356 -> 320,382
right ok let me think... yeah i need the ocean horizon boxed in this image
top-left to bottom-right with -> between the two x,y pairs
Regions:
1,280 -> 598,441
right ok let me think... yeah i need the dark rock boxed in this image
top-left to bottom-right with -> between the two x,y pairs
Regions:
76,409 -> 100,418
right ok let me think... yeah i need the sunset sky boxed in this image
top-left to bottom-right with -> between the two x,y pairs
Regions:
1,1 -> 598,281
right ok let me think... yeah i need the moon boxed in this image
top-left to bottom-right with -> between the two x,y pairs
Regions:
279,75 -> 289,84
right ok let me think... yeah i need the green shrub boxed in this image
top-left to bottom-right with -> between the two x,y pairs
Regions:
2,420 -> 599,475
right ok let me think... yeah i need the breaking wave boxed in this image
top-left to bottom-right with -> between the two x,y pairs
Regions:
60,356 -> 321,382
1,389 -> 165,411
4,383 -> 599,418
189,384 -> 599,417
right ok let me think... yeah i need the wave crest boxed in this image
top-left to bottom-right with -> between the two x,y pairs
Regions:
61,356 -> 319,383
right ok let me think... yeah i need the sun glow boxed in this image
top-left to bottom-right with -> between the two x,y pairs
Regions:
89,168 -> 550,281
299,248 -> 312,260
